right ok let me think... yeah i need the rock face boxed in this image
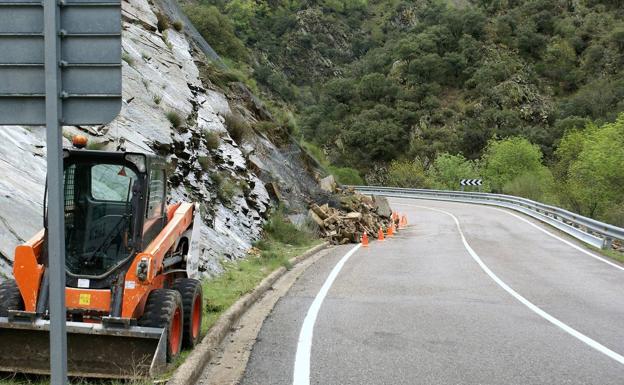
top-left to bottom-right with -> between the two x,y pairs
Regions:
0,0 -> 321,278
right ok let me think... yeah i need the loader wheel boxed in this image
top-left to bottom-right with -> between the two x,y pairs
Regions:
172,278 -> 203,348
138,289 -> 184,361
0,279 -> 23,317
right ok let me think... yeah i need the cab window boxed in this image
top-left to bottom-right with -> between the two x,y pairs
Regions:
146,169 -> 165,218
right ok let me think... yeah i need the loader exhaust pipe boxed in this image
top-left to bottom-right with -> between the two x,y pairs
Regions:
0,317 -> 166,379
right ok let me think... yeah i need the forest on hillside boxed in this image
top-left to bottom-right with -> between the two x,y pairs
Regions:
181,0 -> 624,226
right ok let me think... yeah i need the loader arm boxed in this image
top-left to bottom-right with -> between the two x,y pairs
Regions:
13,230 -> 45,312
121,203 -> 195,318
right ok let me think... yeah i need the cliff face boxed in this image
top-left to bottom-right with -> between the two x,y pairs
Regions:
0,0 -> 321,278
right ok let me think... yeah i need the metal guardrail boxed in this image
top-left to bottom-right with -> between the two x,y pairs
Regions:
352,186 -> 624,250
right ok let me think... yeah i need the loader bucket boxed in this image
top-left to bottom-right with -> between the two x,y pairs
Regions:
0,317 -> 166,379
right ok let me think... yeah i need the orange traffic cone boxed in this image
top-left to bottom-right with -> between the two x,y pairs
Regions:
377,226 -> 385,241
387,223 -> 394,237
361,232 -> 369,247
400,215 -> 408,228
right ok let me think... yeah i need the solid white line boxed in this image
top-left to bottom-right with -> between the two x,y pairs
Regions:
408,203 -> 624,366
292,243 -> 362,385
494,208 -> 624,272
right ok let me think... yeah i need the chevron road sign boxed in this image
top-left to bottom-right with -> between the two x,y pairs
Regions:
460,179 -> 483,186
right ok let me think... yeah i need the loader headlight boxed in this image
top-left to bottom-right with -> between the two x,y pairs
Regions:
136,257 -> 149,282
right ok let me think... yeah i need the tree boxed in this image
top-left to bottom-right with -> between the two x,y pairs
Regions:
185,5 -> 248,62
565,115 -> 624,219
386,159 -> 429,188
481,137 -> 546,192
427,153 -> 481,190
358,73 -> 396,102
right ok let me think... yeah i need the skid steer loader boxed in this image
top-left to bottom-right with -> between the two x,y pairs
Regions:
0,137 -> 204,379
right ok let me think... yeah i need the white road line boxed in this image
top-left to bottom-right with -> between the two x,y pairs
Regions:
292,244 -> 362,385
495,208 -> 624,272
394,200 -> 624,272
407,203 -> 624,366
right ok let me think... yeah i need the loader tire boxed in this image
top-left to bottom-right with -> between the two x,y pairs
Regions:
0,279 -> 23,317
172,278 -> 203,348
138,289 -> 184,362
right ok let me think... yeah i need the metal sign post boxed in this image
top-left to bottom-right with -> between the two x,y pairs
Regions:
44,0 -> 67,383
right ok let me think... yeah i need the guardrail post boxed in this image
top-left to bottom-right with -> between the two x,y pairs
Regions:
603,238 -> 613,250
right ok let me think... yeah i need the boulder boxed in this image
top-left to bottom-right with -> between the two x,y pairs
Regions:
319,175 -> 337,193
372,195 -> 392,218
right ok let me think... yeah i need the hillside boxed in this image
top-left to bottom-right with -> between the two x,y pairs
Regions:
181,0 -> 624,225
0,0 -> 324,277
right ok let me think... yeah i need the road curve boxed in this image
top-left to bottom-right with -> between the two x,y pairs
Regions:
241,198 -> 624,385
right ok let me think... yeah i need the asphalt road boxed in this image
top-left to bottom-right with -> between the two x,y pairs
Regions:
241,198 -> 624,385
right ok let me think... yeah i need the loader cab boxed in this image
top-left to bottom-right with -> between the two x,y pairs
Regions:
57,149 -> 167,283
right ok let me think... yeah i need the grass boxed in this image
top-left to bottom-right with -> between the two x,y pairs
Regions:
165,111 -> 183,128
152,94 -> 162,105
200,210 -> 318,332
198,156 -> 212,171
0,374 -> 150,385
172,20 -> 184,31
218,179 -> 237,202
155,12 -> 169,32
589,246 -> 624,264
205,131 -> 220,150
224,113 -> 251,143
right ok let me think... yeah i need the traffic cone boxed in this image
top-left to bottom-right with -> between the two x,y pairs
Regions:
377,226 -> 385,241
361,232 -> 369,247
387,223 -> 394,237
400,215 -> 408,228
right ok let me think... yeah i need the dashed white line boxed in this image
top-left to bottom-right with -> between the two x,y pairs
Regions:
292,243 -> 361,385
405,203 -> 624,366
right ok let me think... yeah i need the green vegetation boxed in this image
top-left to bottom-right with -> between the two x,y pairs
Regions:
182,0 -> 624,226
211,172 -> 238,202
172,20 -> 184,32
224,113 -> 252,142
301,141 -> 364,185
205,130 -> 221,150
386,159 -> 428,188
198,156 -> 212,171
183,4 -> 248,62
155,12 -> 170,32
200,209 -> 318,331
427,154 -> 480,190
165,111 -> 183,128
0,375 -> 149,385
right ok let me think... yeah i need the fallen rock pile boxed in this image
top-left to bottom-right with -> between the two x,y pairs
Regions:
309,190 -> 393,244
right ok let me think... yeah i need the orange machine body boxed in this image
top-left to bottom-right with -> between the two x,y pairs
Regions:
122,202 -> 194,318
12,203 -> 194,319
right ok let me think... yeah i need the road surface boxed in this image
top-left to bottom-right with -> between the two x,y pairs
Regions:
241,198 -> 624,385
